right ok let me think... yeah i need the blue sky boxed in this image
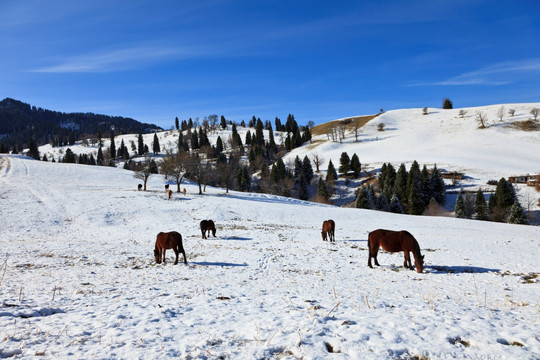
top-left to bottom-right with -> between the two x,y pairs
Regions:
1,0 -> 539,128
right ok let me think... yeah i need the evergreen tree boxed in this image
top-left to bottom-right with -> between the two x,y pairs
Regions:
137,133 -> 144,155
474,189 -> 488,220
294,156 -> 303,182
149,159 -> 159,174
216,136 -> 224,154
110,132 -> 116,159
421,165 -> 431,204
302,155 -> 313,183
63,148 -> 76,163
408,177 -> 425,215
507,200 -> 528,224
97,146 -> 104,166
42,154 -> 48,161
317,177 -> 329,201
395,163 -> 408,206
430,164 -> 446,204
175,117 -> 179,130
88,154 -> 96,165
255,118 -> 265,146
144,144 -> 149,154
389,194 -> 404,214
326,160 -> 338,184
339,152 -> 351,174
298,176 -> 309,200
153,133 -> 161,153
350,153 -> 361,177
494,178 -> 515,209
268,123 -> 277,156
356,186 -> 373,209
455,193 -> 466,218
376,193 -> 390,212
191,130 -> 199,149
27,137 -> 40,160
97,128 -> 103,147
220,115 -> 227,129
442,98 -> 453,109
245,131 -> 252,145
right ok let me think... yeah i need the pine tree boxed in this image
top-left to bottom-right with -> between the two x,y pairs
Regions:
191,130 -> 199,149
395,163 -> 408,206
408,177 -> 425,215
110,132 -> 116,159
302,155 -> 313,183
175,117 -> 179,130
326,160 -> 338,183
389,194 -> 404,213
377,193 -> 390,212
245,131 -> 252,145
455,193 -> 466,218
137,133 -> 144,155
339,152 -> 351,174
442,98 -> 453,109
27,137 -> 40,160
97,146 -> 104,165
350,153 -> 361,177
153,133 -> 161,153
298,176 -> 309,200
216,136 -> 224,154
317,177 -> 329,201
42,154 -> 48,161
220,115 -> 227,129
430,164 -> 446,204
356,186 -> 372,209
474,189 -> 488,220
63,148 -> 76,163
507,200 -> 528,224
255,118 -> 265,146
495,178 -> 515,209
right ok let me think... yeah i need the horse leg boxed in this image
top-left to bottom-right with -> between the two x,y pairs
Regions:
173,248 -> 179,265
181,248 -> 188,265
201,230 -> 206,239
162,249 -> 166,263
403,251 -> 413,270
331,230 -> 335,242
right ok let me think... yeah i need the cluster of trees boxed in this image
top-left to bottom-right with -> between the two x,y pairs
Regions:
356,161 -> 446,215
0,98 -> 161,152
455,178 -> 527,224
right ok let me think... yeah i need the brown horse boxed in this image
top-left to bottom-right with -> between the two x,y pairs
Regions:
154,231 -> 187,265
321,220 -> 335,242
200,220 -> 216,239
166,189 -> 173,200
367,229 -> 424,273
183,188 -> 187,196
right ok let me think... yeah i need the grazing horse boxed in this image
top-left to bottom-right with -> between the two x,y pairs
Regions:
367,229 -> 424,273
321,220 -> 335,242
154,231 -> 187,265
200,220 -> 216,239
183,188 -> 187,196
137,184 -> 143,191
166,189 -> 173,200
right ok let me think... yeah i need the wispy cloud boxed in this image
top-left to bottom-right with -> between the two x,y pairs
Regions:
30,44 -> 223,73
409,58 -> 540,87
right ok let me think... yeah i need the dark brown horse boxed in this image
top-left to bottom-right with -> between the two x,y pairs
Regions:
200,220 -> 216,239
368,229 -> 424,273
321,220 -> 335,242
154,231 -> 187,265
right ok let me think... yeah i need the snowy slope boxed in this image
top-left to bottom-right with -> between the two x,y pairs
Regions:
1,155 -> 539,359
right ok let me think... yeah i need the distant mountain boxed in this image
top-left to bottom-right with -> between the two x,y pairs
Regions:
0,98 -> 162,149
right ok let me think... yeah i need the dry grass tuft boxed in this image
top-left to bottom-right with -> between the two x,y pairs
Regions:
510,120 -> 540,131
311,115 -> 378,136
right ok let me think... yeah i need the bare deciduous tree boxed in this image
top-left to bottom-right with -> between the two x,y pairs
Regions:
133,155 -> 154,191
423,107 -> 428,115
531,107 -> 539,121
377,123 -> 386,131
476,111 -> 488,128
508,108 -> 515,117
497,105 -> 505,122
312,153 -> 324,172
459,109 -> 467,118
352,121 -> 362,142
160,150 -> 189,193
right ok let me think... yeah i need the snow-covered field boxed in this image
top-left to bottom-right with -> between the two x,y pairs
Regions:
1,154 -> 539,359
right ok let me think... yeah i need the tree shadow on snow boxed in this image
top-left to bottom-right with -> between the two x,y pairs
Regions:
191,261 -> 248,267
220,236 -> 253,241
427,265 -> 500,274
345,239 -> 368,243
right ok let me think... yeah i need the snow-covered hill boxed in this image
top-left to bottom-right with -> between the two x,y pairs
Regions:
0,155 -> 539,358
